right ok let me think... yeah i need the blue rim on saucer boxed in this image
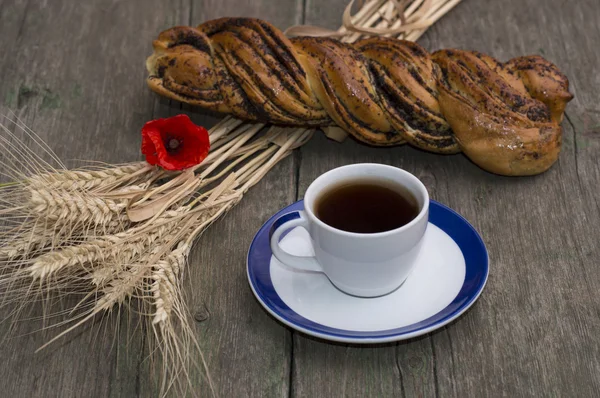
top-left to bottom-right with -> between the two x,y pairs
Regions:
247,199 -> 489,343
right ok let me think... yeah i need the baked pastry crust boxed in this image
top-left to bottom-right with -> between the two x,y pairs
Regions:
146,18 -> 573,176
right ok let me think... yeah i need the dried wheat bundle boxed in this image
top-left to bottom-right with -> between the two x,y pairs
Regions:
0,1 -> 460,396
0,114 -> 311,396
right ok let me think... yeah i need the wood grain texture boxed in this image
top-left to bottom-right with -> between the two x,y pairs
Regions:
0,0 -> 303,396
422,1 -> 600,396
140,1 -> 304,397
292,3 -> 442,397
0,1 -> 175,397
293,133 -> 448,398
1,0 -> 600,397
296,0 -> 600,397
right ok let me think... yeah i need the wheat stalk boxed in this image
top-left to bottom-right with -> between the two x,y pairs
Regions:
0,222 -> 57,260
29,188 -> 127,225
151,242 -> 188,326
28,162 -> 150,191
27,208 -> 189,280
94,265 -> 148,311
0,212 -> 135,262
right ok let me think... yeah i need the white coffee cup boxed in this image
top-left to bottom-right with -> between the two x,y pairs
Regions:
269,163 -> 429,298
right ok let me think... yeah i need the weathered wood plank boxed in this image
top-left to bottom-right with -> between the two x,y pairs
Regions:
293,133 -> 448,398
295,0 -> 600,397
1,0 -> 599,397
141,1 -> 304,397
0,0 -> 304,396
423,0 -> 600,396
293,2 -> 441,397
0,1 -> 190,397
293,338 -> 403,397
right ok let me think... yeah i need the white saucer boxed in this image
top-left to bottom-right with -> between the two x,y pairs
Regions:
247,200 -> 488,344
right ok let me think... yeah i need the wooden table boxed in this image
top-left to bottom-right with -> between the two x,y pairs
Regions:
0,0 -> 598,396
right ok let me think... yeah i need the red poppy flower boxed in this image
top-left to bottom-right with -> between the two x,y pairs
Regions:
141,114 -> 210,171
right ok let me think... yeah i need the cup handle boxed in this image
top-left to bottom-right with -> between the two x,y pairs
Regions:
269,210 -> 323,272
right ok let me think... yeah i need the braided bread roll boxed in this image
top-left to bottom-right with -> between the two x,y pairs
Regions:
146,18 -> 573,176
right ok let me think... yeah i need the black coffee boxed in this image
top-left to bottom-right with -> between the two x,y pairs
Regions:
314,180 -> 419,234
